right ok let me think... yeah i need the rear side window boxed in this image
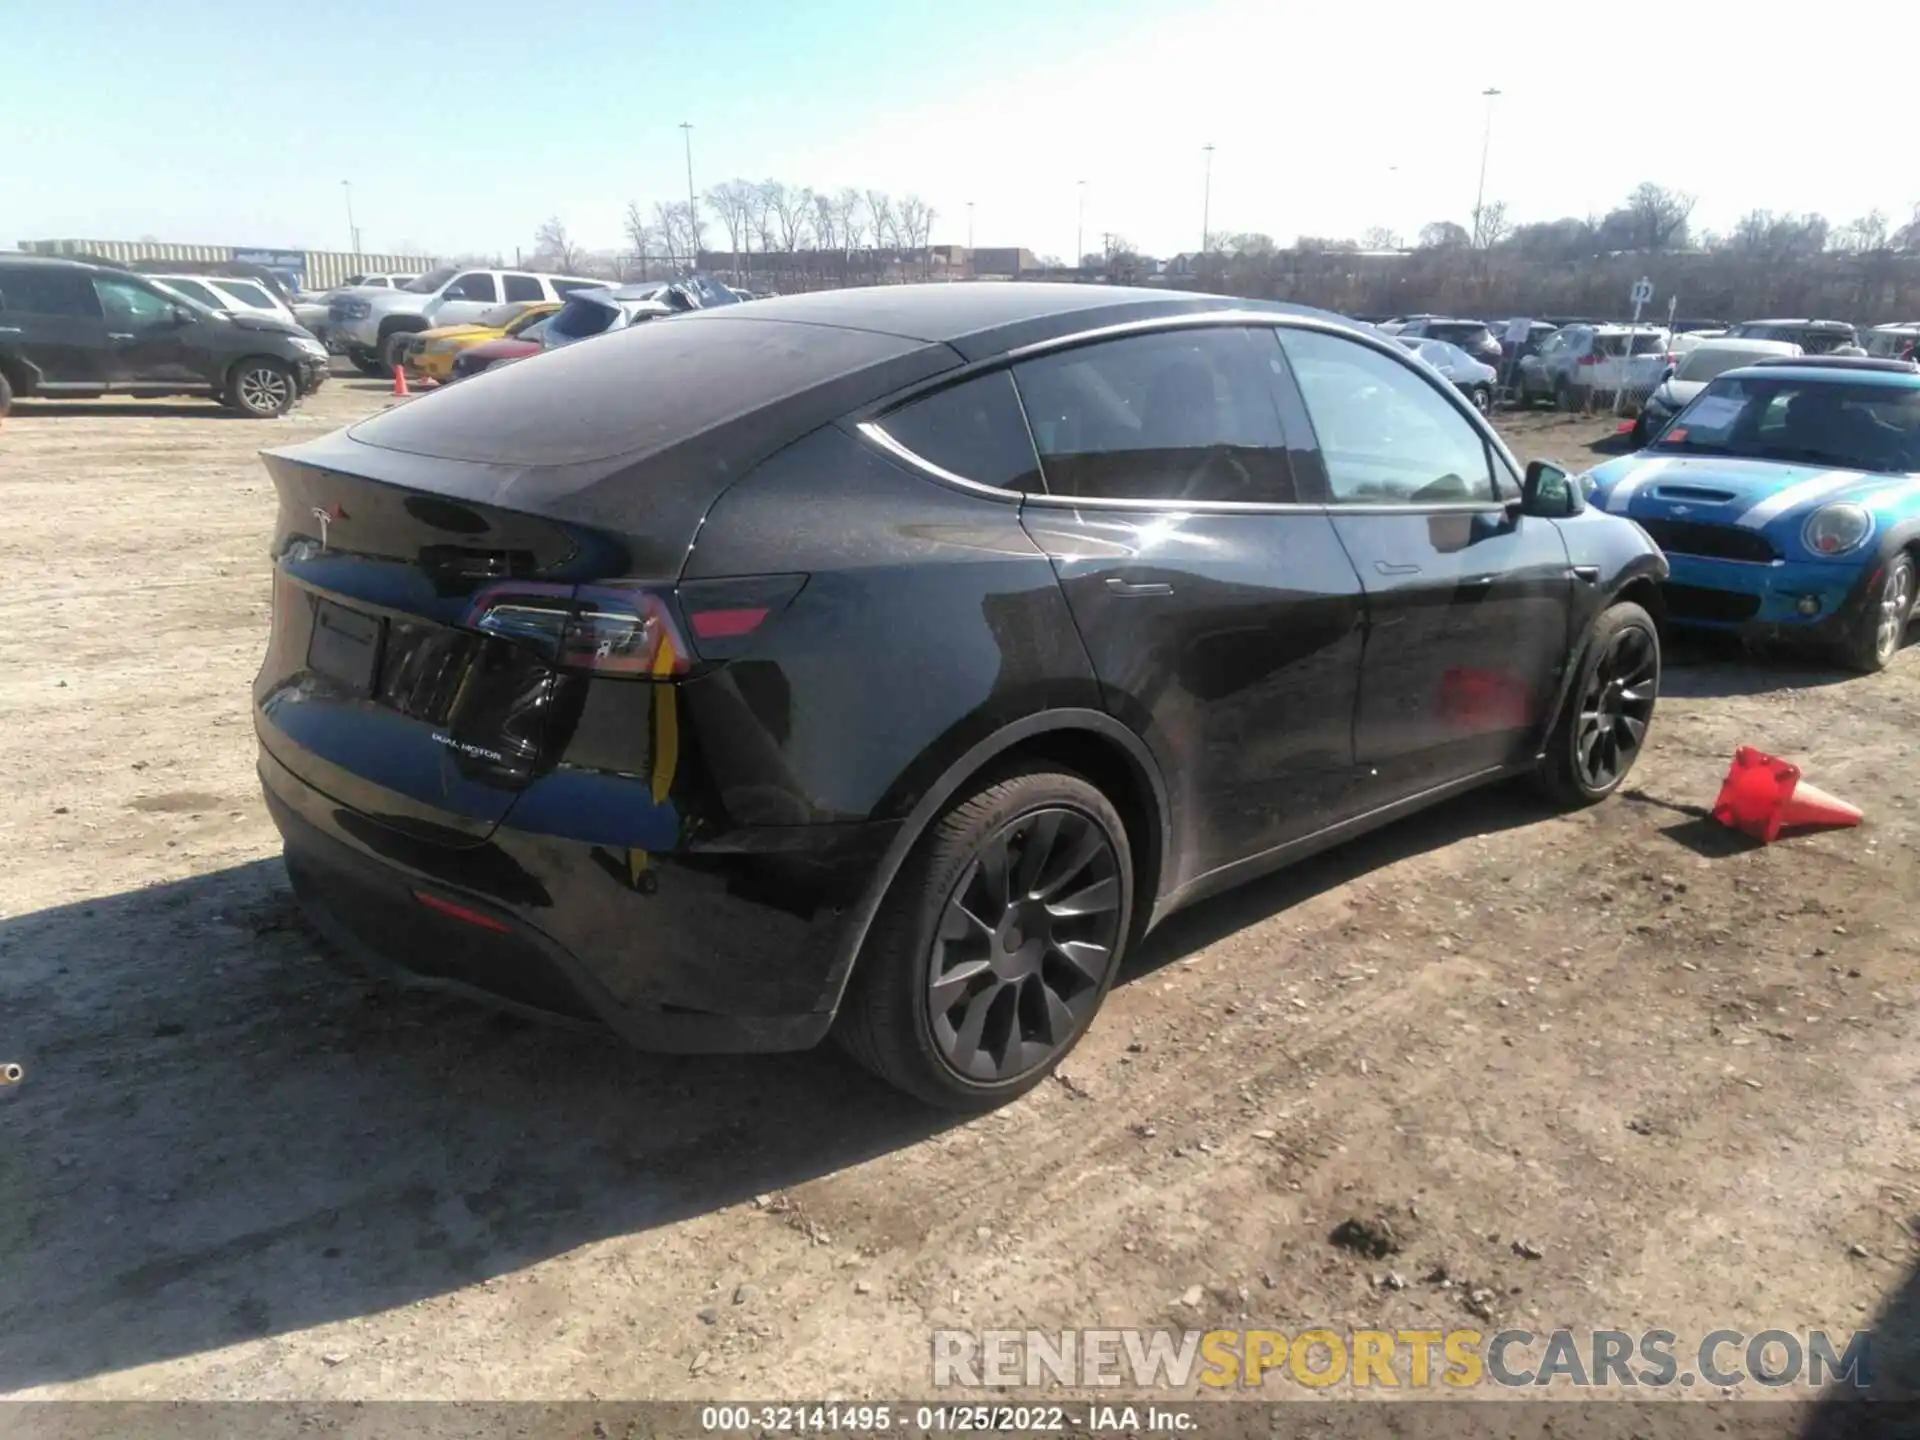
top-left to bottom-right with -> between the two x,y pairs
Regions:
502,274 -> 543,302
158,278 -> 224,308
872,370 -> 1041,492
1011,326 -> 1297,503
1628,334 -> 1667,355
0,266 -> 102,317
213,280 -> 277,310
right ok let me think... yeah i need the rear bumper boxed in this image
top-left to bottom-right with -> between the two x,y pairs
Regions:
257,741 -> 899,1053
1661,552 -> 1874,640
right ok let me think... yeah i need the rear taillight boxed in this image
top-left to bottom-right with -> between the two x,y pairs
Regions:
1578,352 -> 1602,366
678,574 -> 808,661
465,582 -> 691,677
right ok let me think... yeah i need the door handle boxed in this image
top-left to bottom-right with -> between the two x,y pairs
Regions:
0,325 -> 21,335
108,332 -> 136,342
1374,561 -> 1421,576
1463,574 -> 1494,586
1105,577 -> 1173,597
1571,564 -> 1601,583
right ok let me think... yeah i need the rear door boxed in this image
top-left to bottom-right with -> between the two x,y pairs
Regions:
0,264 -> 111,390
1275,325 -> 1572,800
430,271 -> 499,327
1007,324 -> 1367,886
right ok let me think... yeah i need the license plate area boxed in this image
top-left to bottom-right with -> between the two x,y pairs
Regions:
307,599 -> 384,694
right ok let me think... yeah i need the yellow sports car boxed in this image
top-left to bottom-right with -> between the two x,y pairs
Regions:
404,301 -> 560,381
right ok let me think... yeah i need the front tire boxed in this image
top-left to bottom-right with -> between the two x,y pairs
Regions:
1836,551 -> 1915,673
834,764 -> 1133,1110
348,345 -> 385,378
1536,601 -> 1660,807
381,331 -> 417,378
226,357 -> 298,418
0,369 -> 12,421
1470,384 -> 1492,415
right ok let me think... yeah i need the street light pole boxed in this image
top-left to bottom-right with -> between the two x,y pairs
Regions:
1201,144 -> 1215,253
679,121 -> 700,266
341,180 -> 359,255
1075,180 -> 1086,270
1472,87 -> 1501,246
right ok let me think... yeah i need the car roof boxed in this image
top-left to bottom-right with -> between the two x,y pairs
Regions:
1742,355 -> 1920,377
686,281 -> 1334,362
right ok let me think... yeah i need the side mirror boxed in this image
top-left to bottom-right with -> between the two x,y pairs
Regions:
172,305 -> 197,326
1520,459 -> 1582,518
441,285 -> 468,301
1661,364 -> 1676,382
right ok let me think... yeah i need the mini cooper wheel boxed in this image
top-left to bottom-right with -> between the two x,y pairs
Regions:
226,358 -> 297,418
835,765 -> 1133,1110
1537,601 -> 1660,806
1838,551 -> 1915,673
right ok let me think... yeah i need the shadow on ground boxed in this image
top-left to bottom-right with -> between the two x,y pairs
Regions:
1661,630 -> 1861,699
6,402 -> 250,421
0,780 -> 1555,1393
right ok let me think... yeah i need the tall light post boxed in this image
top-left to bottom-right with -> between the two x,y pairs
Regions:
1201,144 -> 1215,253
341,180 -> 360,255
679,121 -> 700,262
1471,87 -> 1501,246
1075,179 -> 1086,269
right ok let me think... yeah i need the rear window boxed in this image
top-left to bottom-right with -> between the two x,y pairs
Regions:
0,266 -> 101,317
347,313 -> 944,467
547,296 -> 617,341
1432,322 -> 1491,346
873,370 -> 1041,491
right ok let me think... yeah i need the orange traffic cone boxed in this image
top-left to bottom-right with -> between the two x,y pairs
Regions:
392,363 -> 409,398
1711,747 -> 1863,844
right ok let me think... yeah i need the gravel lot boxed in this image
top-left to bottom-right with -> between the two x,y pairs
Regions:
2,379 -> 1916,1413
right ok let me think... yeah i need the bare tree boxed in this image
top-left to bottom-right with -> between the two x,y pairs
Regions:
864,190 -> 899,256
652,200 -> 691,272
532,217 -> 586,273
1360,225 -> 1402,250
1619,182 -> 1695,250
770,184 -> 813,253
1419,220 -> 1469,249
623,201 -> 654,280
835,188 -> 868,252
897,194 -> 934,274
750,181 -> 778,260
1471,199 -> 1511,250
810,189 -> 839,253
1897,204 -> 1920,253
1837,210 -> 1891,253
704,180 -> 756,276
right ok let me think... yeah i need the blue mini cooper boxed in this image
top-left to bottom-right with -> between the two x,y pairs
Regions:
1580,356 -> 1920,670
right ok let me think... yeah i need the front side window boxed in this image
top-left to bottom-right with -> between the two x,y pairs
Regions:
92,277 -> 178,328
1278,327 -> 1495,504
0,266 -> 103,317
872,369 -> 1041,491
211,279 -> 277,310
1011,326 -> 1297,503
502,274 -> 543,302
446,272 -> 498,303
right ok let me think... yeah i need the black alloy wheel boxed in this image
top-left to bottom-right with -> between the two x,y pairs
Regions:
925,805 -> 1122,1085
835,765 -> 1133,1110
1537,601 -> 1660,806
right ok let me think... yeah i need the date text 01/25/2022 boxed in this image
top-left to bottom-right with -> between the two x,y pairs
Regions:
698,1404 -> 1193,1433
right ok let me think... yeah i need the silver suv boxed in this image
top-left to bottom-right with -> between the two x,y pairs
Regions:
328,265 -> 604,375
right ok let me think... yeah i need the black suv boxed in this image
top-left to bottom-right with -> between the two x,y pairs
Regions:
0,255 -> 329,419
254,284 -> 1668,1109
1394,316 -> 1504,365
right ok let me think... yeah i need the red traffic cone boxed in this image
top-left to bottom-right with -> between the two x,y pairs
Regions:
1711,747 -> 1863,843
392,363 -> 409,398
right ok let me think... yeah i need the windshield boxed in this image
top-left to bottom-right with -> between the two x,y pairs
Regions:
1677,347 -> 1783,383
404,266 -> 458,294
1656,375 -> 1920,473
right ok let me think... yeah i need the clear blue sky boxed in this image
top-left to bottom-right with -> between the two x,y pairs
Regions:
8,0 -> 1918,262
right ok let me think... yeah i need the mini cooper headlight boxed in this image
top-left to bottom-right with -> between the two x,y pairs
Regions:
1802,503 -> 1874,556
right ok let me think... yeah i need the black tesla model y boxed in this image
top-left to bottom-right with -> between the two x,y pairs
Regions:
254,284 -> 1667,1108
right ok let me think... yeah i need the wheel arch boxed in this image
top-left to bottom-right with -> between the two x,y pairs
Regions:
377,312 -> 431,341
817,709 -> 1171,1020
0,352 -> 41,397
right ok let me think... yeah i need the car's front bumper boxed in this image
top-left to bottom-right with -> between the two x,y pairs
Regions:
1660,551 -> 1874,640
328,313 -> 381,350
257,742 -> 899,1052
413,345 -> 463,381
296,356 -> 329,394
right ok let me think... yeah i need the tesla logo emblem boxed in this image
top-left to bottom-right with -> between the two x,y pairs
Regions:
310,504 -> 345,550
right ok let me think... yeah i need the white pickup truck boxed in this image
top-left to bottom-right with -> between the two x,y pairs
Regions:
327,265 -> 604,375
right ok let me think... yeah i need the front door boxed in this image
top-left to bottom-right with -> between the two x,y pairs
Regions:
1275,326 -> 1573,800
1008,324 -> 1367,890
91,276 -> 202,387
430,272 -> 500,328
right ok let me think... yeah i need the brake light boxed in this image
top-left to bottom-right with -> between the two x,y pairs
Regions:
690,607 -> 770,640
677,574 -> 808,660
1578,352 -> 1603,366
465,581 -> 690,677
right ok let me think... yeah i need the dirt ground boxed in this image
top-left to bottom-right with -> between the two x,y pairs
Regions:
2,378 -> 1917,1413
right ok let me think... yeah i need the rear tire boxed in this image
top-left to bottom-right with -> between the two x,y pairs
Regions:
0,369 -> 11,421
833,764 -> 1133,1110
1555,378 -> 1578,412
1835,551 -> 1915,673
226,357 -> 298,418
348,345 -> 386,378
1536,601 -> 1660,807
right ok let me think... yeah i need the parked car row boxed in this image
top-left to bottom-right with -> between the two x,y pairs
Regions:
0,253 -> 330,418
